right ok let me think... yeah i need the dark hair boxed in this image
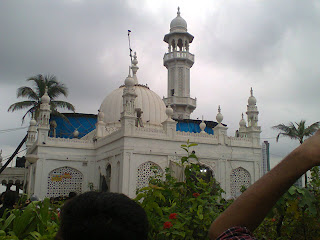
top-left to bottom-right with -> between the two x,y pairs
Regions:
3,190 -> 17,206
68,192 -> 77,199
57,192 -> 148,240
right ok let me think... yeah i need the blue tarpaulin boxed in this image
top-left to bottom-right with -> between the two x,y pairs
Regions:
50,114 -> 217,138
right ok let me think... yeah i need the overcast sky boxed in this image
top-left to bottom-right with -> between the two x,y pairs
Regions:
1,0 -> 319,168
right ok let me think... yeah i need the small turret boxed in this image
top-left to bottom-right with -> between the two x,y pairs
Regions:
26,115 -> 37,148
37,87 -> 51,144
245,88 -> 261,144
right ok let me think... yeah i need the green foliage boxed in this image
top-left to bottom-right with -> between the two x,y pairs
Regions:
0,198 -> 61,239
135,140 -> 228,240
254,172 -> 320,239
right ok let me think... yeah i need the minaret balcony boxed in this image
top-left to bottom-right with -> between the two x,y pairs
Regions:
163,51 -> 194,64
163,96 -> 196,109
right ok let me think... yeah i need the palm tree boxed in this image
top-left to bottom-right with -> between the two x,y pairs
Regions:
8,74 -> 75,123
273,120 -> 320,185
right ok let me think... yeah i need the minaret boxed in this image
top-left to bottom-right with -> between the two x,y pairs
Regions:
26,115 -> 37,148
246,88 -> 261,144
163,7 -> 196,120
37,87 -> 51,144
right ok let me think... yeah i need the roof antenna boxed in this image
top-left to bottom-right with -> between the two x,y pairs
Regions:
128,30 -> 133,71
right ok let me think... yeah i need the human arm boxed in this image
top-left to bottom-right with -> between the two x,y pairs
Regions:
209,130 -> 320,239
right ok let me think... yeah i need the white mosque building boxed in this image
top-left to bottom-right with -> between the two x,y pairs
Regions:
24,8 -> 262,200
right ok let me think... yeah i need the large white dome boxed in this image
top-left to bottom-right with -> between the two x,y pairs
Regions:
100,84 -> 167,125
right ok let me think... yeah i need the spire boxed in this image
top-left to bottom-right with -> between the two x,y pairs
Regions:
131,52 -> 139,84
250,87 -> 253,96
177,6 -> 180,16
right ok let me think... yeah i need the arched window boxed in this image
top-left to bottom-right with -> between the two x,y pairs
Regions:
177,39 -> 183,51
117,162 -> 121,192
230,167 -> 251,198
136,162 -> 163,190
47,167 -> 83,198
106,165 -> 111,192
171,39 -> 176,51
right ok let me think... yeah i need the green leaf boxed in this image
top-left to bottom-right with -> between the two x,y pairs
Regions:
12,206 -> 35,237
2,214 -> 15,231
197,205 -> 203,220
188,143 -> 198,147
135,193 -> 146,201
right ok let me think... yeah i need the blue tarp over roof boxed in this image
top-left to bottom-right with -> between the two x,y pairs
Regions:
50,114 -> 221,138
175,119 -> 216,135
49,113 -> 97,139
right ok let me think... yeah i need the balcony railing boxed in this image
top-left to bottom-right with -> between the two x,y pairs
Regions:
163,51 -> 194,62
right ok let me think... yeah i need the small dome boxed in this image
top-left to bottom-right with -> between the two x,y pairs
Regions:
41,88 -> 50,104
100,85 -> 167,126
170,7 -> 187,32
124,75 -> 134,87
239,118 -> 246,127
248,96 -> 256,105
30,118 -> 37,126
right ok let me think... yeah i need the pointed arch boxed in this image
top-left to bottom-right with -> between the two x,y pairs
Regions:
230,167 -> 251,198
171,39 -> 176,51
47,166 -> 83,197
117,161 -> 121,192
106,164 -> 111,192
177,38 -> 183,51
136,161 -> 163,190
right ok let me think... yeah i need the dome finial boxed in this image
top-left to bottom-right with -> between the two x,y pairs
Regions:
131,52 -> 139,84
177,6 -> 180,16
41,86 -> 50,104
242,113 -> 244,119
216,105 -> 223,124
248,87 -> 257,105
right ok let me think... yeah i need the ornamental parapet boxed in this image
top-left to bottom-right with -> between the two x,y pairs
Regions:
135,127 -> 166,135
163,51 -> 194,63
48,137 -> 93,145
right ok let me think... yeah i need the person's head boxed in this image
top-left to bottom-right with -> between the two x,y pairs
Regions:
57,191 -> 148,240
68,192 -> 77,199
3,190 -> 17,207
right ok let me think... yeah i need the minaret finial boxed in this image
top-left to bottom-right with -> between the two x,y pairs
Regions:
131,52 -> 139,84
242,113 -> 244,119
177,7 -> 180,16
218,105 -> 221,113
250,87 -> 253,96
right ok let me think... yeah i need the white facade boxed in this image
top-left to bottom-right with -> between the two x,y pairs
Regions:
24,9 -> 262,200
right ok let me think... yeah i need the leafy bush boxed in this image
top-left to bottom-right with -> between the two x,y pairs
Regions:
0,198 -> 60,239
254,166 -> 320,240
135,141 -> 229,240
